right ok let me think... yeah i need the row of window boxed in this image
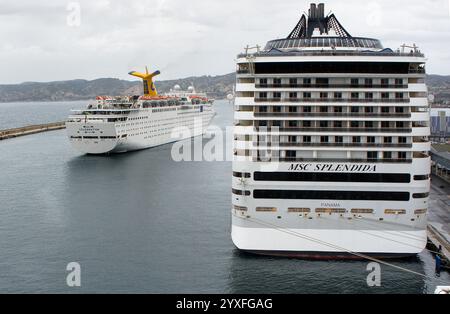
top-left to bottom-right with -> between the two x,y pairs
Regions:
233,172 -> 429,181
258,92 -> 405,99
257,135 -> 409,144
253,172 -> 411,183
256,120 -> 412,128
253,62 -> 413,74
259,78 -> 405,86
232,188 -> 430,200
233,205 -> 428,215
256,106 -> 408,113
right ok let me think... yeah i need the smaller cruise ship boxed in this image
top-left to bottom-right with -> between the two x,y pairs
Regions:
66,68 -> 215,154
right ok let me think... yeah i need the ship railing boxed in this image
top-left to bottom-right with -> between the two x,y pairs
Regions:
253,127 -> 412,133
254,98 -> 410,103
251,157 -> 413,163
253,112 -> 411,118
251,142 -> 413,148
255,84 -> 409,89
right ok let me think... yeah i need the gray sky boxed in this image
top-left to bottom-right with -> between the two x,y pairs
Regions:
1,0 -> 450,84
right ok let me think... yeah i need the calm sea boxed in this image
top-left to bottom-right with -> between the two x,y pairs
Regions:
0,100 -> 448,293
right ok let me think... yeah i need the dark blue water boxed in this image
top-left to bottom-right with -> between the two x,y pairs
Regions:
0,100 -> 448,293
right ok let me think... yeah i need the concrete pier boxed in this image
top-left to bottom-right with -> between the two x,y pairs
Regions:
0,122 -> 66,140
428,174 -> 450,266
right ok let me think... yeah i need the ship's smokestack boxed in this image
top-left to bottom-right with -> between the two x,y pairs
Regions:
318,3 -> 325,18
309,3 -> 317,18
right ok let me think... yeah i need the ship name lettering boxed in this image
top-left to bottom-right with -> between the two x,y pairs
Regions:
289,163 -> 376,172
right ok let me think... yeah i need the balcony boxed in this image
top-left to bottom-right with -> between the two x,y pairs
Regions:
254,98 -> 410,103
254,127 -> 412,133
255,84 -> 408,89
254,112 -> 411,118
252,142 -> 413,148
252,157 -> 413,163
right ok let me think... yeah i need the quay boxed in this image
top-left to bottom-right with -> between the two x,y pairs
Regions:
428,174 -> 450,269
0,122 -> 66,140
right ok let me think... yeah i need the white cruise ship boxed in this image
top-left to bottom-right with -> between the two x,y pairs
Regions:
232,3 -> 431,259
66,68 -> 215,154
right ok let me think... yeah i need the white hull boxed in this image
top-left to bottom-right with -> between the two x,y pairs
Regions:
232,225 -> 427,258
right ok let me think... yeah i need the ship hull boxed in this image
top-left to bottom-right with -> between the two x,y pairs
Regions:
231,221 -> 427,260
66,104 -> 215,155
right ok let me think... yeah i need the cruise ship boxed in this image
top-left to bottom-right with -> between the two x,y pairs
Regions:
66,68 -> 215,154
231,3 -> 431,258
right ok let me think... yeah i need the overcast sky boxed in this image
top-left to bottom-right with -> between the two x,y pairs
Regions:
0,0 -> 449,84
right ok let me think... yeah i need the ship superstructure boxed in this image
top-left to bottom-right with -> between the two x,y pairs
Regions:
232,3 -> 430,258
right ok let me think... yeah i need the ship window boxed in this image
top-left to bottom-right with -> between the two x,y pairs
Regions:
352,136 -> 361,143
233,172 -> 251,178
385,209 -> 406,215
413,175 -> 430,180
412,192 -> 429,199
398,137 -> 407,144
350,78 -> 359,86
253,190 -> 410,201
315,208 -> 346,214
289,92 -> 297,99
364,78 -> 373,87
256,207 -> 277,212
303,106 -> 312,113
351,92 -> 359,99
383,152 -> 392,159
351,208 -> 374,214
233,205 -> 248,211
335,136 -> 343,143
232,188 -> 251,196
367,151 -> 378,159
414,209 -> 427,215
334,93 -> 342,99
303,92 -> 311,99
351,107 -> 359,113
288,208 -> 311,213
303,78 -> 312,86
334,121 -> 342,128
381,107 -> 390,113
303,136 -> 311,143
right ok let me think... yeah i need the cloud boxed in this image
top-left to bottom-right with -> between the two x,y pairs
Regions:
0,0 -> 449,83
